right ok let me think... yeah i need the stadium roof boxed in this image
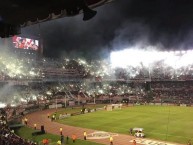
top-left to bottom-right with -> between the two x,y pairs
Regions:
0,0 -> 113,38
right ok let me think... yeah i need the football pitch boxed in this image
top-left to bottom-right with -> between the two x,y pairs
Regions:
57,105 -> 193,144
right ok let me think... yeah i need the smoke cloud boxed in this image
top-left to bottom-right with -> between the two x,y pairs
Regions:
17,0 -> 193,59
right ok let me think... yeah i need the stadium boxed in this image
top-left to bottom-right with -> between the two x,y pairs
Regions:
1,0 -> 193,145
1,36 -> 193,145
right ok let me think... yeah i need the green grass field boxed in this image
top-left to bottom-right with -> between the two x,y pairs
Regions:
57,105 -> 193,144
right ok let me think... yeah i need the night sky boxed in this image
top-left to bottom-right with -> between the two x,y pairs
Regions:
22,0 -> 193,59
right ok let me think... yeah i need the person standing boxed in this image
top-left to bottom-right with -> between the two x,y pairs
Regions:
110,136 -> 113,145
47,113 -> 50,118
60,127 -> 63,135
66,135 -> 69,144
57,140 -> 61,145
54,112 -> 57,119
42,139 -> 49,145
72,134 -> 77,143
51,115 -> 55,121
130,128 -> 133,135
34,124 -> 37,130
133,139 -> 136,145
83,131 -> 87,140
60,135 -> 64,144
24,117 -> 28,126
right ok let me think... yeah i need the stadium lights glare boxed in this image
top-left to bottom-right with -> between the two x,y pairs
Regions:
0,102 -> 6,108
110,48 -> 193,69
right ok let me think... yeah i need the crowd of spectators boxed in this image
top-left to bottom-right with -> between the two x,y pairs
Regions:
0,109 -> 37,145
1,54 -> 193,107
1,55 -> 193,90
2,79 -> 193,106
1,55 -> 193,81
151,81 -> 193,104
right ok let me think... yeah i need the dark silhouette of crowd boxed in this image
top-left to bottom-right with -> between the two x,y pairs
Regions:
0,109 -> 37,145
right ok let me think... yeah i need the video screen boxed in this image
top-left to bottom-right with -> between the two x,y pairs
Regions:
12,36 -> 39,51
